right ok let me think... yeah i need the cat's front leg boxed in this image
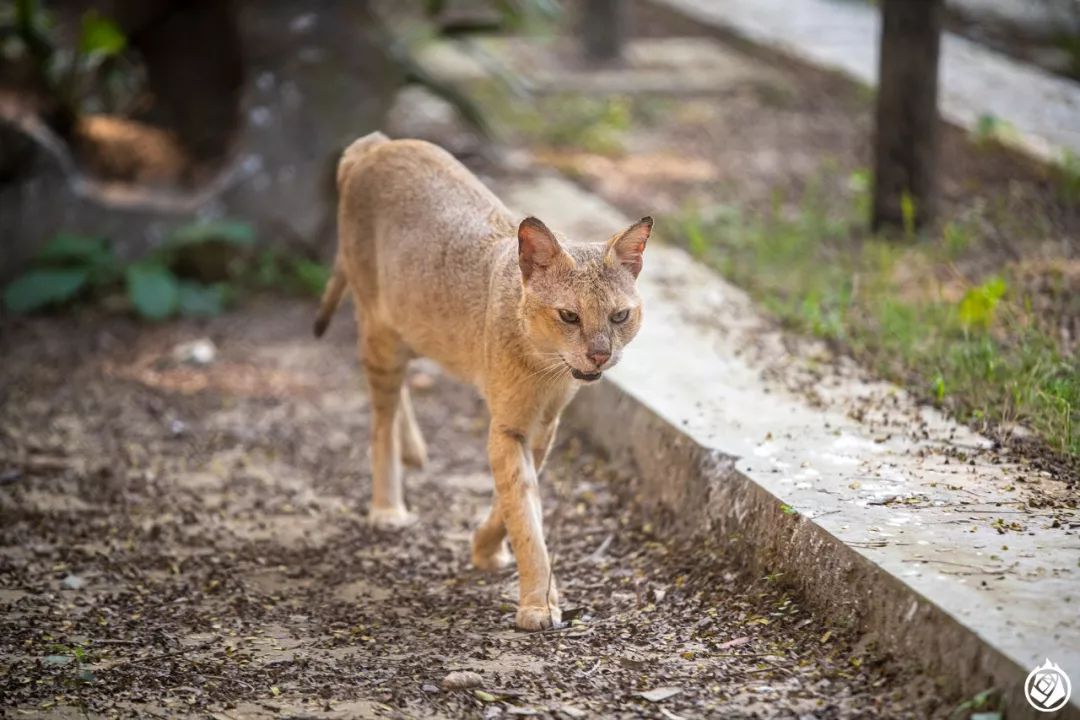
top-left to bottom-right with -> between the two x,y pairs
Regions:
474,414 -> 561,572
487,423 -> 560,630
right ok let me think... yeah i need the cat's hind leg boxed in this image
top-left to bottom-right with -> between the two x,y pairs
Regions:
397,385 -> 428,469
359,319 -> 416,528
471,499 -> 512,571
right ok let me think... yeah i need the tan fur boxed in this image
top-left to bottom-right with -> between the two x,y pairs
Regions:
317,132 -> 651,630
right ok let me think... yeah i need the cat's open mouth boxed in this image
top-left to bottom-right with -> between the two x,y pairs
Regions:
570,369 -> 603,382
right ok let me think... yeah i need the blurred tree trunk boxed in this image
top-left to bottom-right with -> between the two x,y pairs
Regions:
581,0 -> 625,63
872,0 -> 943,233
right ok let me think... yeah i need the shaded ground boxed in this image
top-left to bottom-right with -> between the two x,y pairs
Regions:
1,299 -> 946,718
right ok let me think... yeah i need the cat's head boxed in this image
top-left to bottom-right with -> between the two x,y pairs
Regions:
517,216 -> 651,383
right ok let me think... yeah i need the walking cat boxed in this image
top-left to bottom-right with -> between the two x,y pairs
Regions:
315,132 -> 651,630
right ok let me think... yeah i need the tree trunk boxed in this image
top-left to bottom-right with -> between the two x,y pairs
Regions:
871,0 -> 943,233
581,0 -> 626,63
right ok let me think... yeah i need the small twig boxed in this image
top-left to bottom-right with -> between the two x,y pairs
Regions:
902,558 -> 1005,574
740,665 -> 784,675
546,550 -> 557,629
544,458 -> 571,630
106,640 -> 215,670
582,658 -> 602,677
963,509 -> 1046,514
198,673 -> 256,692
711,652 -> 786,658
761,657 -> 794,676
587,533 -> 614,561
538,608 -> 636,635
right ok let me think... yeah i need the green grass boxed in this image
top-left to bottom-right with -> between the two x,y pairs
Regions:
662,174 -> 1079,459
455,39 -> 1079,463
1057,150 -> 1080,205
473,86 -> 670,156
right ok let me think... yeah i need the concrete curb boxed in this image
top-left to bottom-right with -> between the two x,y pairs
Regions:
565,381 -> 1041,719
650,0 -> 1080,164
499,174 -> 1080,719
420,10 -> 1080,707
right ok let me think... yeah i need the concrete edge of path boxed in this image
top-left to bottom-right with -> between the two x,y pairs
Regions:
649,0 -> 1080,165
565,383 -> 1027,717
498,174 -> 1080,720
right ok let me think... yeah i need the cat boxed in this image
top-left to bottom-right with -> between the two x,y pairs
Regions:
315,131 -> 651,630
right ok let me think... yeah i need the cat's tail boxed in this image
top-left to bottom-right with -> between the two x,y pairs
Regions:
313,260 -> 346,338
314,131 -> 391,338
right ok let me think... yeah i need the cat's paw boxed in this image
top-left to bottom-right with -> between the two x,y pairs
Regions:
368,505 -> 418,529
516,605 -> 562,631
471,542 -> 512,572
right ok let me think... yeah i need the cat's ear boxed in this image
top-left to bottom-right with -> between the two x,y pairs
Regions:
607,216 -> 652,278
518,217 -> 566,281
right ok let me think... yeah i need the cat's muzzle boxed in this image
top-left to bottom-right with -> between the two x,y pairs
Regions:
570,369 -> 602,382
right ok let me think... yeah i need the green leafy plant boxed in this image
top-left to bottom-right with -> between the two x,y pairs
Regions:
932,373 -> 947,402
3,234 -> 112,313
177,281 -> 228,317
3,217 -> 335,320
3,220 -> 262,320
4,268 -> 90,313
125,261 -> 179,320
958,277 -> 1007,331
44,642 -> 95,685
79,10 -> 125,57
248,248 -> 331,299
971,114 -> 1016,147
290,259 -> 331,297
1,0 -> 141,127
948,687 -> 999,720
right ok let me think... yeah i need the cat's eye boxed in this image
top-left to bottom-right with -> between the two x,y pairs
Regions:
610,309 -> 630,324
557,309 -> 580,324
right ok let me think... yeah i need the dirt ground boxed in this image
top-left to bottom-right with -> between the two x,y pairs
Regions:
0,299 -> 949,719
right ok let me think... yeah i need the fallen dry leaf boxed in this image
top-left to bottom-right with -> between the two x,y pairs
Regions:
442,671 -> 484,690
637,686 -> 682,703
716,636 -> 751,649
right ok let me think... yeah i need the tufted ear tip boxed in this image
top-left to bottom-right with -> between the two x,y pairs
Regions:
608,216 -> 653,278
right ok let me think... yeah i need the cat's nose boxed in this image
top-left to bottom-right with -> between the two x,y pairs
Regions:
587,350 -> 611,368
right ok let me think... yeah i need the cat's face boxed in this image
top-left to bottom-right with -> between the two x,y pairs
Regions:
517,217 -> 651,382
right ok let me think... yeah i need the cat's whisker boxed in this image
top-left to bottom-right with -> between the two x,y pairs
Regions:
538,363 -> 571,391
523,359 -> 569,383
